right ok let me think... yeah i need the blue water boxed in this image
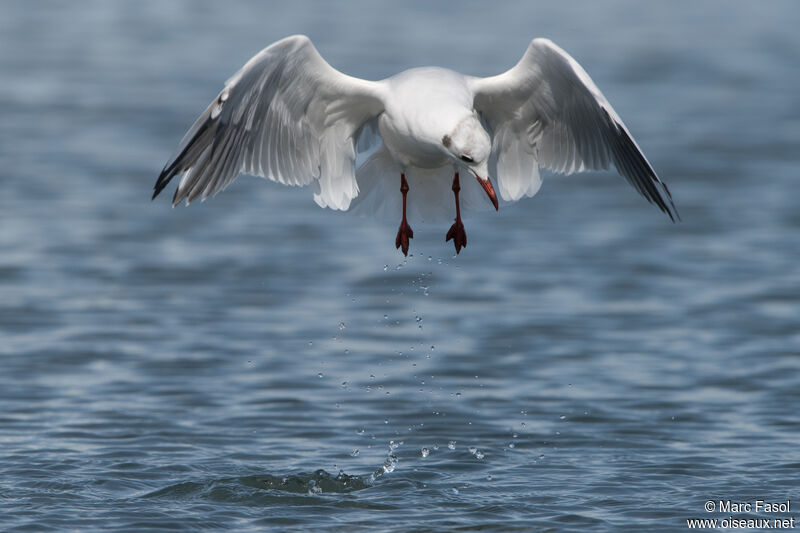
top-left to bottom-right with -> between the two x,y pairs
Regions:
1,1 -> 799,531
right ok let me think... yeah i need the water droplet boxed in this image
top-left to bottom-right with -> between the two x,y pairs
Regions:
382,454 -> 398,473
383,265 -> 388,271
448,441 -> 456,450
344,349 -> 350,354
308,341 -> 313,346
356,428 -> 365,435
455,392 -> 462,398
512,432 -> 519,438
317,372 -> 323,378
432,444 -> 439,450
508,442 -> 515,449
559,415 -> 566,420
486,474 -> 493,481
389,440 -> 401,451
468,447 -> 485,459
351,449 -> 359,457
338,322 -> 346,330
384,418 -> 388,424
341,381 -> 348,388
421,448 -> 430,458
539,454 -> 545,459
451,487 -> 459,494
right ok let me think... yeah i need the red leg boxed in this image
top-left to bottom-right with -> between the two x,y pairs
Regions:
445,172 -> 467,254
395,173 -> 413,256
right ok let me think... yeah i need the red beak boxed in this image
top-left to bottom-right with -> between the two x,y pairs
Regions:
476,175 -> 499,211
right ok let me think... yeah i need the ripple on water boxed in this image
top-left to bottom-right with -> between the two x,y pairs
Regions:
143,469 -> 375,502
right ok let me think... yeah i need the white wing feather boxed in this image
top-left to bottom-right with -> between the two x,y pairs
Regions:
470,38 -> 677,220
154,35 -> 385,211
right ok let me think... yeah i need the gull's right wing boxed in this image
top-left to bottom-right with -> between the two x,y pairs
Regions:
154,35 -> 386,211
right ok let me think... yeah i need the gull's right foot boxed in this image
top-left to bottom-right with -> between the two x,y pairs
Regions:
395,173 -> 413,256
395,220 -> 414,256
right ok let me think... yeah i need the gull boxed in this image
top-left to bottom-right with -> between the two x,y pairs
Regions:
153,35 -> 677,255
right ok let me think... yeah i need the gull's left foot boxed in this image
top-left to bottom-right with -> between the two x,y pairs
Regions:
446,219 -> 467,254
446,172 -> 467,254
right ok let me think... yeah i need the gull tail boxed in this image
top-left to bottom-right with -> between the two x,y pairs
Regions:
351,145 -> 498,223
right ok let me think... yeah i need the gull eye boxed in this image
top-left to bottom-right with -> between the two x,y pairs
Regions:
460,155 -> 474,163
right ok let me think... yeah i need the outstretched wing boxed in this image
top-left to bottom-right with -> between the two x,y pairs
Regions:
470,38 -> 678,220
153,35 -> 385,210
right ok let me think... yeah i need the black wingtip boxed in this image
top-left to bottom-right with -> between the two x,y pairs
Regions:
151,116 -> 214,203
656,191 -> 679,223
666,204 -> 681,223
660,195 -> 676,223
151,181 -> 166,201
660,182 -> 681,223
614,123 -> 680,224
152,165 -> 176,201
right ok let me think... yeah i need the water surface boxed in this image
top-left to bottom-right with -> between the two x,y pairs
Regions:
1,1 -> 799,531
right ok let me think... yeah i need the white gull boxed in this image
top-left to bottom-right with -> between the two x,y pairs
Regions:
153,35 -> 677,255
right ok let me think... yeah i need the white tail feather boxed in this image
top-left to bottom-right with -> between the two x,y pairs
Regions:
351,145 -> 499,223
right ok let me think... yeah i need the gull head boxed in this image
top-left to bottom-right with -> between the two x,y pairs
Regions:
441,115 -> 497,210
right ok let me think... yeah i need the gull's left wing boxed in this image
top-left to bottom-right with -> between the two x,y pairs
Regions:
469,38 -> 678,220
